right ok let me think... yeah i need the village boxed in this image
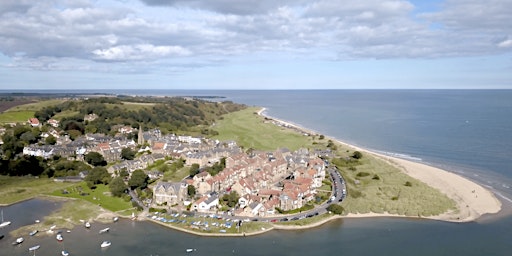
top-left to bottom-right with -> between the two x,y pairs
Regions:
16,115 -> 337,219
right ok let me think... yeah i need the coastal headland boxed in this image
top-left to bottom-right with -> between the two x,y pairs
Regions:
256,107 -> 502,223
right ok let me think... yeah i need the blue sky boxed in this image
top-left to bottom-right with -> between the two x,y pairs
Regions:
0,0 -> 511,90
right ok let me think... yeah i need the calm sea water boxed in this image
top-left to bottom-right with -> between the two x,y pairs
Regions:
1,90 -> 512,256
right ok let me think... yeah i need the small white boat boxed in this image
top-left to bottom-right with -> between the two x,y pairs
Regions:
13,237 -> 24,245
35,219 -> 40,223
186,248 -> 196,253
61,250 -> 69,256
101,241 -> 111,248
0,210 -> 11,228
29,230 -> 38,236
29,245 -> 40,251
85,222 -> 91,228
56,233 -> 63,241
113,217 -> 119,222
50,225 -> 56,230
99,227 -> 110,234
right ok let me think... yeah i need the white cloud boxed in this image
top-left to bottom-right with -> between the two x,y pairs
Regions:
498,39 -> 512,48
92,44 -> 190,61
0,0 -> 511,73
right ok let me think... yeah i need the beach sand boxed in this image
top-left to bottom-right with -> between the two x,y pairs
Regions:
258,108 -> 502,223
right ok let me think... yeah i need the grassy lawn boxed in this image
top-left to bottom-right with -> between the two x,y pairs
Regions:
162,166 -> 190,182
336,154 -> 456,217
0,111 -> 34,123
212,107 -> 323,151
0,176 -> 75,205
53,110 -> 80,119
49,182 -> 133,213
5,99 -> 66,112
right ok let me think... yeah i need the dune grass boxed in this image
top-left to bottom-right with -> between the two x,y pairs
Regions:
212,107 -> 322,151
335,154 -> 456,217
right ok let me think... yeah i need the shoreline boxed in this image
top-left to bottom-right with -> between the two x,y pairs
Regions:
257,107 -> 502,223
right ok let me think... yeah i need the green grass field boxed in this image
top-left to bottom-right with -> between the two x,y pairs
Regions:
53,110 -> 80,119
49,182 -> 133,213
0,111 -> 34,123
6,99 -> 67,112
212,107 -> 322,151
0,176 -> 75,205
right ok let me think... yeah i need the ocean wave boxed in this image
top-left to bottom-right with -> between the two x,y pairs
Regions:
374,150 -> 423,161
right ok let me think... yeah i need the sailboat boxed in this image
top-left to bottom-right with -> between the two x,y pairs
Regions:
0,210 -> 11,228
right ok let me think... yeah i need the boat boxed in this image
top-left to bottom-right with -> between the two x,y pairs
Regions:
0,210 -> 11,228
61,250 -> 70,256
101,241 -> 111,248
186,248 -> 196,253
56,233 -> 63,241
12,237 -> 24,245
85,222 -> 91,228
29,245 -> 41,251
29,230 -> 38,236
113,216 -> 119,222
99,227 -> 110,234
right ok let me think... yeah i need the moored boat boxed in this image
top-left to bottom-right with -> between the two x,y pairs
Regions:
99,227 -> 110,234
29,230 -> 38,236
56,233 -> 63,241
101,240 -> 111,248
0,210 -> 11,228
29,245 -> 40,251
12,237 -> 24,245
113,216 -> 119,222
85,222 -> 91,228
61,250 -> 70,256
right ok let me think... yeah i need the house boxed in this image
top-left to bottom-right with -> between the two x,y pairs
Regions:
28,118 -> 40,127
47,119 -> 59,127
153,181 -> 188,206
193,194 -> 219,212
84,113 -> 98,121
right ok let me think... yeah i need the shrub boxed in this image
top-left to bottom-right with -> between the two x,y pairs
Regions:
352,151 -> 363,159
327,204 -> 344,215
356,171 -> 370,177
372,174 -> 380,180
404,181 -> 412,187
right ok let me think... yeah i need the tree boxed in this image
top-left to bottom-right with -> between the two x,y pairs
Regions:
109,176 -> 128,197
221,191 -> 240,208
84,152 -> 107,166
327,204 -> 344,215
128,169 -> 149,190
121,147 -> 136,160
187,185 -> 196,198
352,151 -> 363,159
45,135 -> 57,145
189,163 -> 200,177
85,166 -> 111,187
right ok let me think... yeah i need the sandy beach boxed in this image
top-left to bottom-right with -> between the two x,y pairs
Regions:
258,108 -> 502,223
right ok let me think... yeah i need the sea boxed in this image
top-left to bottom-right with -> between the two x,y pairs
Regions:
1,89 -> 512,256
